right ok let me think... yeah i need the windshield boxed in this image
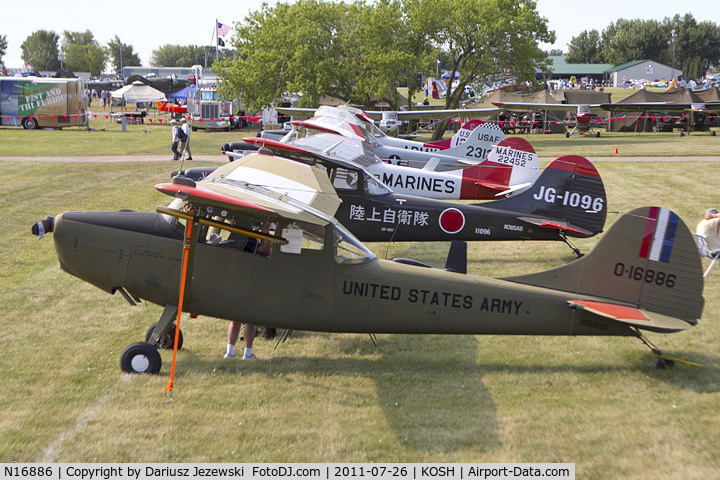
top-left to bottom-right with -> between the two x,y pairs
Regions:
334,224 -> 375,264
364,174 -> 393,196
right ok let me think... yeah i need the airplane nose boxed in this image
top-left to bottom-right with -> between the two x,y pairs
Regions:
31,216 -> 55,239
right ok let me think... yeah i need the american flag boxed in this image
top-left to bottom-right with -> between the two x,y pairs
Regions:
217,21 -> 231,37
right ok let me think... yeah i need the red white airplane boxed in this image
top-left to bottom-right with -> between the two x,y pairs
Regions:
239,133 -> 542,201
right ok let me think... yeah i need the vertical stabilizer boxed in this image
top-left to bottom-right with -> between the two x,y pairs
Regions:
506,207 -> 704,325
482,155 -> 607,237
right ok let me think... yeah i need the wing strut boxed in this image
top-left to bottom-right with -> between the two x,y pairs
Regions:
164,214 -> 198,395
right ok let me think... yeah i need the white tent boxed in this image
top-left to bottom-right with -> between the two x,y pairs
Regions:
111,81 -> 166,103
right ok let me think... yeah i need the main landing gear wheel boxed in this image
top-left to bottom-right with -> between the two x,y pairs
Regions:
145,322 -> 184,350
120,342 -> 162,374
595,132 -> 600,138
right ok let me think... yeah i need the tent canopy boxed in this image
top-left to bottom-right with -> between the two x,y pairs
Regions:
111,81 -> 166,103
168,84 -> 196,100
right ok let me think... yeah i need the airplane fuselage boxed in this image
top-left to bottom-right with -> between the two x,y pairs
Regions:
50,210 -> 634,337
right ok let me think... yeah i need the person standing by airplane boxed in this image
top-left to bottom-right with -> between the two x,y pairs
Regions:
224,223 -> 273,360
178,118 -> 193,161
697,208 -> 720,250
169,119 -> 181,160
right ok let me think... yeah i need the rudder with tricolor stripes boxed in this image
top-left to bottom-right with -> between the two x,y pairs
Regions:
505,206 -> 704,325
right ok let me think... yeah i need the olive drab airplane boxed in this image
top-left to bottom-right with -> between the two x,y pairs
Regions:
32,153 -> 704,376
239,133 -> 542,200
272,105 -> 505,168
191,143 -> 607,254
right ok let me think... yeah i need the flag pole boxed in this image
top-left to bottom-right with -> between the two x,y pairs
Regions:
215,19 -> 219,63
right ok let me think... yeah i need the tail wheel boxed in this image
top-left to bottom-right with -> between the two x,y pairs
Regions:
22,117 -> 38,130
145,322 -> 183,350
120,342 -> 162,374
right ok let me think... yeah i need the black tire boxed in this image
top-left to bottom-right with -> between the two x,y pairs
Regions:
120,342 -> 162,374
22,117 -> 38,130
145,322 -> 183,350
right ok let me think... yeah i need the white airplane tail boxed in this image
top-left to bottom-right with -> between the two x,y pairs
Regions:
442,123 -> 507,164
426,77 -> 447,99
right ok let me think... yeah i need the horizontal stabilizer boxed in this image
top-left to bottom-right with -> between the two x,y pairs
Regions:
517,217 -> 591,235
569,300 -> 692,333
495,182 -> 532,197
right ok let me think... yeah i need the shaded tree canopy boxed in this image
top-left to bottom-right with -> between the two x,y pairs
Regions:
216,0 -> 553,131
602,19 -> 667,66
62,30 -> 106,76
151,44 -> 233,68
0,34 -> 7,69
565,30 -> 603,63
107,36 -> 141,74
563,13 -> 720,72
217,0 -> 430,113
21,30 -> 60,71
415,0 -> 554,138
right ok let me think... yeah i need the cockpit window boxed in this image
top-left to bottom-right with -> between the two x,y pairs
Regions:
334,225 -> 375,264
331,168 -> 359,191
280,222 -> 325,255
364,174 -> 393,196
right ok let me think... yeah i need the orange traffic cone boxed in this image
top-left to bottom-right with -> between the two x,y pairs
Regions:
615,147 -> 618,154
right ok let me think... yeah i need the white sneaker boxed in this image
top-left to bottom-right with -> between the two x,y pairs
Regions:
243,354 -> 259,360
224,353 -> 236,359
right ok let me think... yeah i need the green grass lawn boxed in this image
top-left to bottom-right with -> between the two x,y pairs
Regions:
0,159 -> 719,476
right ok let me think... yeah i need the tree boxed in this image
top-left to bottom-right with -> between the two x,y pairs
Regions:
62,30 -> 106,76
601,19 -> 666,66
411,0 -> 555,139
565,30 -> 603,63
151,44 -> 233,67
217,0 -> 429,113
0,34 -> 7,71
107,36 -> 141,74
662,14 -> 720,75
546,48 -> 563,56
21,30 -> 60,71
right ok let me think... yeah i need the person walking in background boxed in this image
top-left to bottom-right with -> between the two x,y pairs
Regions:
169,119 -> 181,160
178,118 -> 192,161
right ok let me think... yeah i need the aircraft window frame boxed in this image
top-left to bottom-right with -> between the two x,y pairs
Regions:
364,174 -> 393,196
331,168 -> 359,191
334,225 -> 375,265
279,222 -> 325,256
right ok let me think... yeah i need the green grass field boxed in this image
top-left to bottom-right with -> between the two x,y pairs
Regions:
0,128 -> 719,476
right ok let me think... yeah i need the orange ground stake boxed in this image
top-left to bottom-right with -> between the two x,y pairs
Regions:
164,219 -> 194,394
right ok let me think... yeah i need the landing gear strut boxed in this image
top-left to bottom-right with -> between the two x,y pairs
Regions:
120,304 -> 184,374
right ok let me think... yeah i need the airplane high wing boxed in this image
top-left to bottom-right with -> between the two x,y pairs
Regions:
240,132 -> 541,200
158,154 -> 342,227
275,105 -> 501,122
